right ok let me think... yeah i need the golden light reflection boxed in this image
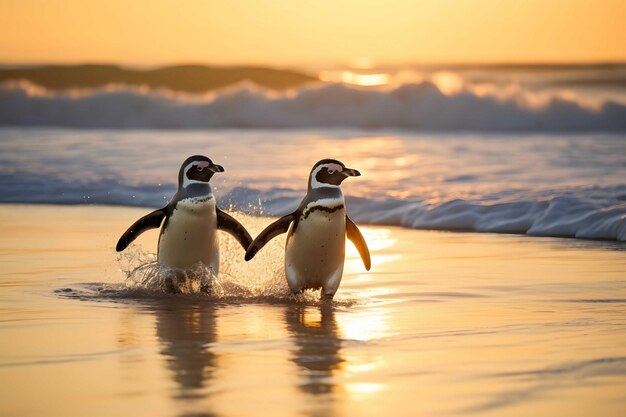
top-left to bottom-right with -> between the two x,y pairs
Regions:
320,70 -> 425,88
338,308 -> 390,341
346,253 -> 401,273
346,382 -> 385,395
346,228 -> 398,271
346,228 -> 396,258
340,71 -> 390,87
319,70 -> 391,87
301,307 -> 323,328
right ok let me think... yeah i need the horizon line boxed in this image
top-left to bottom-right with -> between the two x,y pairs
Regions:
1,59 -> 625,71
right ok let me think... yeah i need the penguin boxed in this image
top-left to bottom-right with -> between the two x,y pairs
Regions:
245,159 -> 370,299
116,155 -> 252,277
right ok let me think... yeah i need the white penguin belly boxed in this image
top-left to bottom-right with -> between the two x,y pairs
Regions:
285,208 -> 346,295
158,198 -> 219,272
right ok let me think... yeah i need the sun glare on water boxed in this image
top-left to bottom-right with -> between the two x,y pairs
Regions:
346,228 -> 399,273
340,71 -> 390,86
319,68 -> 391,87
346,382 -> 385,395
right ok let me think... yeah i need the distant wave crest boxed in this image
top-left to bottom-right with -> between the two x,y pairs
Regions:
1,80 -> 625,131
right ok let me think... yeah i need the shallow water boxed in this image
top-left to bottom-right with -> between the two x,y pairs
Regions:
1,128 -> 625,240
1,204 -> 625,417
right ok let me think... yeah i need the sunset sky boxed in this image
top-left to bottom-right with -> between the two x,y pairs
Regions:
1,0 -> 625,66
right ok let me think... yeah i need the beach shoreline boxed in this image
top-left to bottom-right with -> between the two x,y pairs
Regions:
1,204 -> 625,417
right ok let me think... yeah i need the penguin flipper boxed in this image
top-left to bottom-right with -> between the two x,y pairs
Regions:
216,207 -> 253,250
116,208 -> 167,252
346,216 -> 371,271
244,213 -> 295,261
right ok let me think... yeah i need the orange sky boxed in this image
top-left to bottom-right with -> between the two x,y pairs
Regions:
0,0 -> 624,66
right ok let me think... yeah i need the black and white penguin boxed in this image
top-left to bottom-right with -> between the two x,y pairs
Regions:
116,155 -> 252,275
245,159 -> 370,299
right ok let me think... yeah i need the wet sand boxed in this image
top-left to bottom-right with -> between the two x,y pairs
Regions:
0,204 -> 625,417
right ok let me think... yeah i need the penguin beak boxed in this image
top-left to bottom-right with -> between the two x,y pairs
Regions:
343,168 -> 361,177
209,163 -> 224,173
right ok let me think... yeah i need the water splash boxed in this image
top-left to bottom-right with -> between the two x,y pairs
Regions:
53,212 -> 358,306
119,245 -> 221,295
99,232 -> 343,305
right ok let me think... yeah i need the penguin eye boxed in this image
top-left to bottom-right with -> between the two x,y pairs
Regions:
196,165 -> 204,172
327,168 -> 335,174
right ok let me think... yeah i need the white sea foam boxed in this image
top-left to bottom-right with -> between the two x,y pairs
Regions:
219,189 -> 626,242
1,80 -> 625,131
351,196 -> 626,241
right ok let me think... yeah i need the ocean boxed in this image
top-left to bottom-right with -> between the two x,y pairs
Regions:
1,128 -> 624,240
1,63 -> 625,241
1,64 -> 625,417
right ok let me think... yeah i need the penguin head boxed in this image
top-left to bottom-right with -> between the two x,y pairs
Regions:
308,159 -> 361,189
178,155 -> 224,188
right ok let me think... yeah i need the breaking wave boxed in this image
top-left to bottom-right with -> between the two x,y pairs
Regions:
1,80 -> 625,131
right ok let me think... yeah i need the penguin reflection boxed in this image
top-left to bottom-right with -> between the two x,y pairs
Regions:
154,301 -> 218,397
285,304 -> 344,396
